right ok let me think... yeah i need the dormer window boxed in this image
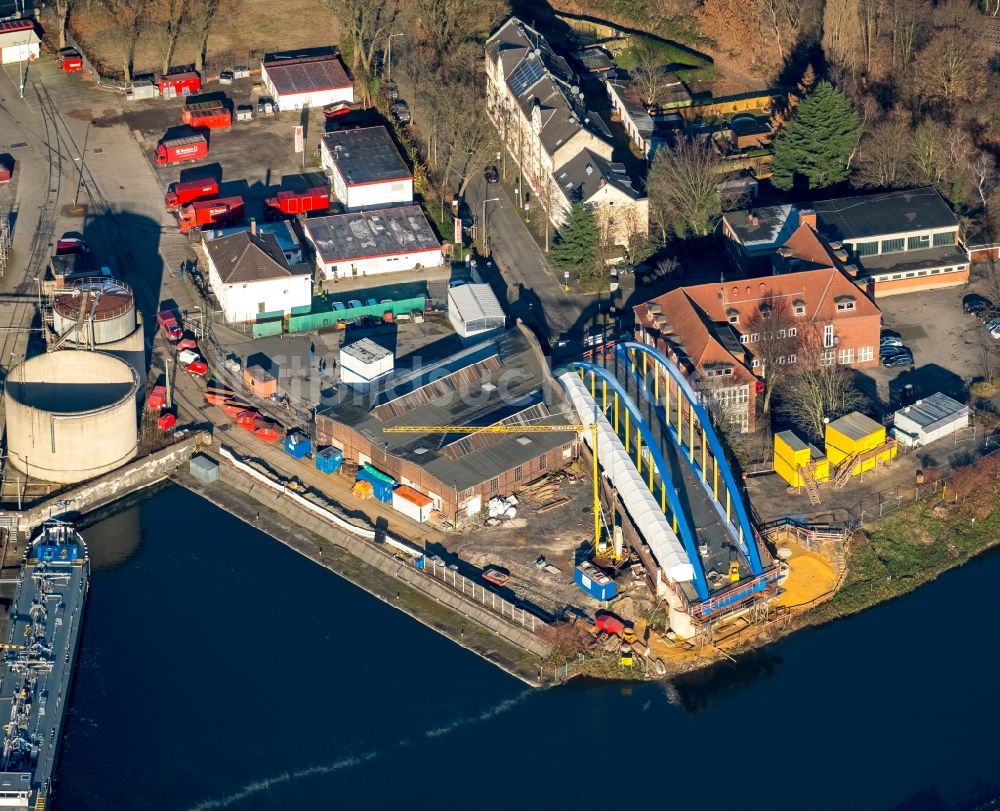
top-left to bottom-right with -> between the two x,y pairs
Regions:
726,308 -> 739,324
793,299 -> 806,316
835,295 -> 856,312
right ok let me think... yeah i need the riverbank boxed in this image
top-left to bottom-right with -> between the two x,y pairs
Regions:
171,464 -> 552,687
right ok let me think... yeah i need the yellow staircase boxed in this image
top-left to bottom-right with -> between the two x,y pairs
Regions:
833,439 -> 896,487
35,795 -> 45,811
797,464 -> 821,505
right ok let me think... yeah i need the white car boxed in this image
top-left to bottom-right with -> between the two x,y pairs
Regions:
991,325 -> 1000,340
176,349 -> 200,365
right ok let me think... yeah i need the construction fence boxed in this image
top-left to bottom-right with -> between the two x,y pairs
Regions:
424,559 -> 543,633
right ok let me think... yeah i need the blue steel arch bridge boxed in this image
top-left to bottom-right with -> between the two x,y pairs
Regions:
558,341 -> 780,627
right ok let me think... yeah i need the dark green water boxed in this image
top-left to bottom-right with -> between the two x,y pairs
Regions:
56,484 -> 1000,810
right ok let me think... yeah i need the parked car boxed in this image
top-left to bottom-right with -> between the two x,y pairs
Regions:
219,70 -> 233,85
986,316 -> 1000,330
882,349 -> 914,367
383,81 -> 399,101
332,302 -> 346,312
964,293 -> 993,314
880,343 -> 907,358
976,307 -> 1000,323
391,101 -> 410,124
449,279 -> 467,288
484,165 -> 499,184
348,299 -> 362,310
366,298 -> 378,307
991,324 -> 1000,340
880,334 -> 904,348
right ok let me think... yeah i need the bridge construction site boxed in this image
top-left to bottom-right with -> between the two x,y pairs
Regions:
548,340 -> 839,660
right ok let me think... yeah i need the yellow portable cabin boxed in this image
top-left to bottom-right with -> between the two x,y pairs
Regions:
773,430 -> 829,488
825,412 -> 896,478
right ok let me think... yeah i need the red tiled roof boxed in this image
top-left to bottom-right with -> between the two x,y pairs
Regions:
781,223 -> 841,269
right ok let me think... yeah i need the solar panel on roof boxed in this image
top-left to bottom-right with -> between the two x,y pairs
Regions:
507,57 -> 544,96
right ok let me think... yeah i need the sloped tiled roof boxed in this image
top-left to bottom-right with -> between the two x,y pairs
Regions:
554,148 -> 642,205
205,231 -> 293,285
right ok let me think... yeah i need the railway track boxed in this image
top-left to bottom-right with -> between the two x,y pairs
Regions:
0,85 -> 64,376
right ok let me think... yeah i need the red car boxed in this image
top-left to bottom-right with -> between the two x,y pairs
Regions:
186,360 -> 208,376
55,236 -> 86,255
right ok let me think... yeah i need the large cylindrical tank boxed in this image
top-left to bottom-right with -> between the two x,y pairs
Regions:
4,351 -> 139,484
52,279 -> 137,344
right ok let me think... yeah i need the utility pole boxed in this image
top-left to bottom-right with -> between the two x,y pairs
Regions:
73,125 -> 91,209
386,33 -> 403,82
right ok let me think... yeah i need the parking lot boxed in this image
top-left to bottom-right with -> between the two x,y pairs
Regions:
864,268 -> 1000,408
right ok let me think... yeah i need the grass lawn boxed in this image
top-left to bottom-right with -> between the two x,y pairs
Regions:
810,497 -> 1000,623
613,34 -> 712,71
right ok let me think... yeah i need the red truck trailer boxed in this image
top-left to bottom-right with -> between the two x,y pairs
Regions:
264,187 -> 330,217
182,102 -> 231,129
155,134 -> 208,166
165,178 -> 219,210
177,196 -> 244,233
156,309 -> 183,342
159,71 -> 201,97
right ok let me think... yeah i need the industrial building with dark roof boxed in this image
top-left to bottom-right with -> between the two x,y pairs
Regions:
316,325 -> 576,519
261,49 -> 353,110
320,126 -> 414,210
303,206 -> 443,279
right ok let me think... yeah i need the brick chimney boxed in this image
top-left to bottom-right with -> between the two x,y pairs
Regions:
799,208 -> 816,228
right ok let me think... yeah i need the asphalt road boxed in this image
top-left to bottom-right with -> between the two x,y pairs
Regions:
464,173 -> 605,348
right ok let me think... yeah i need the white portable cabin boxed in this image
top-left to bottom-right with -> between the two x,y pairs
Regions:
892,392 -> 969,449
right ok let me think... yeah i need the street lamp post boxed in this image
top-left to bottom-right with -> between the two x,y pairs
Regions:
481,197 -> 500,257
386,33 -> 404,82
32,277 -> 41,313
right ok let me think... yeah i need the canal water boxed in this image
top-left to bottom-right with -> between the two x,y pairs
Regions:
57,484 -> 1000,810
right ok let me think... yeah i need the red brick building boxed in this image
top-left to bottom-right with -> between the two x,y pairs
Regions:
635,264 -> 881,434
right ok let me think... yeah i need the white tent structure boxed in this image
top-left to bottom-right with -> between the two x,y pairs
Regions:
559,371 -> 694,586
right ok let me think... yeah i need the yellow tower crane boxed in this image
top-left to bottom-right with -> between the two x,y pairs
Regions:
383,423 -> 609,558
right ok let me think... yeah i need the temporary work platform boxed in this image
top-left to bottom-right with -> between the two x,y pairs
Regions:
825,411 -> 896,482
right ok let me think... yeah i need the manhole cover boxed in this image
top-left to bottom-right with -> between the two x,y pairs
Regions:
93,148 -> 104,154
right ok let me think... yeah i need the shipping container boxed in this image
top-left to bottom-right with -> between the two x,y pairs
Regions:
165,177 -> 219,210
177,196 -> 244,233
356,463 -> 396,503
155,133 -> 208,166
594,613 -> 625,636
391,484 -> 433,523
574,562 -> 617,601
0,162 -> 10,185
264,187 -> 330,217
189,454 -> 219,483
159,71 -> 201,96
315,446 -> 344,475
284,431 -> 312,459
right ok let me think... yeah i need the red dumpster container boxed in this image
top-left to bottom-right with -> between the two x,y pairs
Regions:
158,413 -> 177,431
155,133 -> 208,166
186,360 -> 208,376
265,187 -> 330,217
182,101 -> 231,129
236,409 -> 259,429
0,163 -> 10,185
61,52 -> 83,72
255,425 -> 281,442
595,614 -> 626,636
159,71 -> 201,96
165,178 -> 218,210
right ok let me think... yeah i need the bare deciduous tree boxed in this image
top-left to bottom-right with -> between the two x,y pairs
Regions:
628,40 -> 670,109
646,138 -> 742,240
53,0 -> 75,50
741,293 -> 801,417
191,0 -> 222,73
777,328 -> 864,442
327,0 -> 399,77
105,0 -> 146,82
412,0 -> 507,66
160,0 -> 192,75
855,117 -> 912,188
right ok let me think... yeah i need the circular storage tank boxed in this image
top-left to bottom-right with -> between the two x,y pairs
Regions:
52,278 -> 137,345
4,351 -> 139,484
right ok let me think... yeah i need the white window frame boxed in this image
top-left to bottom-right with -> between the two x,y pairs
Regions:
823,324 -> 834,348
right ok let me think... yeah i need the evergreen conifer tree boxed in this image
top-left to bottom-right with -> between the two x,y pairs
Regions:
772,81 -> 861,191
551,203 -> 599,273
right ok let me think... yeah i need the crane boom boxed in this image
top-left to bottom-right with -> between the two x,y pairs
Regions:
383,423 -> 604,556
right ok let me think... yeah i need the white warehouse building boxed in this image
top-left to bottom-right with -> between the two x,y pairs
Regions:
321,127 -> 413,211
303,206 -> 444,280
0,20 -> 40,65
892,392 -> 970,449
260,50 -> 354,110
204,229 -> 313,323
340,338 -> 394,391
448,283 -> 506,343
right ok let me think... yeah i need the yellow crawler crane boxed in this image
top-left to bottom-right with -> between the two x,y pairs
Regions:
383,423 -> 610,558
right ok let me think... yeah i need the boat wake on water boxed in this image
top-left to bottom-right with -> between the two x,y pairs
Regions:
187,689 -> 533,809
